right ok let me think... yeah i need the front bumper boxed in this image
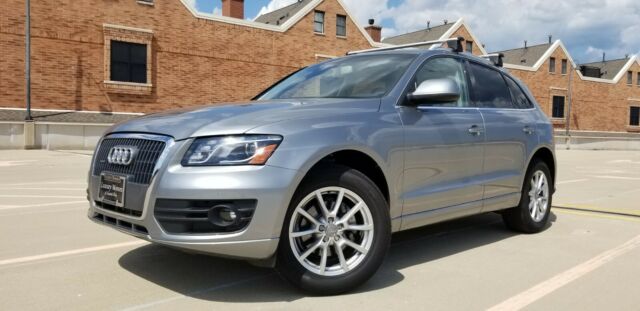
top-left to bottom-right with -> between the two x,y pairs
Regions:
88,137 -> 301,260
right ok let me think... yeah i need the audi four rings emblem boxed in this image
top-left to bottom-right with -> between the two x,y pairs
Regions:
107,146 -> 138,166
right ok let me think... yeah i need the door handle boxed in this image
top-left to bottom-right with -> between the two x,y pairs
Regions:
522,126 -> 535,135
468,125 -> 484,136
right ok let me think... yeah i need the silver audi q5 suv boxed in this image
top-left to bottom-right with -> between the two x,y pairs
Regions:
88,39 -> 556,294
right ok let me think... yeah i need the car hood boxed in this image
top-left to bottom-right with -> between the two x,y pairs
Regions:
108,98 -> 380,140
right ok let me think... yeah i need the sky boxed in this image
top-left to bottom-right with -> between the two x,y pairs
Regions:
189,0 -> 640,64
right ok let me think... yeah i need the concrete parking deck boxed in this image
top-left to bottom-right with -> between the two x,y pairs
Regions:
0,149 -> 639,310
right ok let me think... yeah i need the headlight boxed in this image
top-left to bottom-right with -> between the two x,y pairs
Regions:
181,135 -> 282,166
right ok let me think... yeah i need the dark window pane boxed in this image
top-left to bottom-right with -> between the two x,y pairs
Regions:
130,64 -> 147,84
552,96 -> 565,118
628,71 -> 633,84
469,63 -> 514,109
111,41 -> 129,62
561,59 -> 567,74
111,62 -> 130,82
638,73 -> 640,86
130,44 -> 147,64
631,107 -> 640,126
505,76 -> 533,109
549,57 -> 556,73
466,41 -> 473,53
109,40 -> 148,83
336,15 -> 346,36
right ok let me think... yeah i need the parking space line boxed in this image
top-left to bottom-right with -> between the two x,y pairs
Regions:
556,179 -> 589,185
488,234 -> 640,311
0,195 -> 85,199
0,241 -> 147,267
121,273 -> 275,311
591,175 -> 640,181
0,200 -> 87,211
0,187 -> 85,191
554,209 -> 640,223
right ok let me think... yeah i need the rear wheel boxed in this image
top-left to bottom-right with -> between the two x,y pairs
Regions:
276,166 -> 390,295
502,160 -> 552,233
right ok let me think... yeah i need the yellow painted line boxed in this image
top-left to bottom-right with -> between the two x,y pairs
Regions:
554,209 -> 640,223
488,233 -> 640,311
555,203 -> 640,218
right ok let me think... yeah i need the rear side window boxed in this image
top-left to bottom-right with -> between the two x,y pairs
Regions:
469,63 -> 514,109
505,76 -> 534,109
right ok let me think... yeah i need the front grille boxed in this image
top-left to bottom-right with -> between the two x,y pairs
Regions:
93,137 -> 166,184
95,201 -> 143,217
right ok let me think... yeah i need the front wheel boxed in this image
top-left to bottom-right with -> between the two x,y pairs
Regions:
276,166 -> 390,295
502,160 -> 553,233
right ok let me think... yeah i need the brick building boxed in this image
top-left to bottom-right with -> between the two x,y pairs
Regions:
381,21 -> 640,134
0,0 -> 378,115
1,2 -> 639,148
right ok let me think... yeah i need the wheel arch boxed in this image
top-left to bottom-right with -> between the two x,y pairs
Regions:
528,146 -> 556,190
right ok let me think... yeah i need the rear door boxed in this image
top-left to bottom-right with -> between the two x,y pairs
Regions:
467,62 -> 538,211
399,56 -> 485,229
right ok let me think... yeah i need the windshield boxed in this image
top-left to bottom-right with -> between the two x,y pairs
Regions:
258,54 -> 417,100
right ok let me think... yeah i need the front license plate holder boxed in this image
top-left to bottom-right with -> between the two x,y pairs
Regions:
98,173 -> 126,208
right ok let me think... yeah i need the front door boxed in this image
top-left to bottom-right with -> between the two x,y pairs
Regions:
399,57 -> 485,229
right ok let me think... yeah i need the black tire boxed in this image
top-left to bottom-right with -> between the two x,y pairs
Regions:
276,165 -> 391,295
502,160 -> 553,233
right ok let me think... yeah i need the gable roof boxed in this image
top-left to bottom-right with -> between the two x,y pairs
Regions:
178,0 -> 381,46
381,22 -> 455,45
493,43 -> 552,66
255,0 -> 313,25
379,18 -> 488,55
579,58 -> 630,80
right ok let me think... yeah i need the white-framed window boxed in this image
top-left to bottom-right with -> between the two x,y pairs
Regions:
336,14 -> 347,37
314,11 -> 325,34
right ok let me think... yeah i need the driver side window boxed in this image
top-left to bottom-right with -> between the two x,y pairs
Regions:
413,57 -> 469,107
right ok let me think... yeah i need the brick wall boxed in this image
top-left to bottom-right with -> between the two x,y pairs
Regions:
0,0 -> 373,113
508,45 -> 640,132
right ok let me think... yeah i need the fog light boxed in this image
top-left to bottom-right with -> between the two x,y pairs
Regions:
208,204 -> 238,227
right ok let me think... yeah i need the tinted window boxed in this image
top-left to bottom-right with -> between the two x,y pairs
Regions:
110,41 -> 147,84
630,106 -> 640,126
413,57 -> 469,107
336,15 -> 347,36
549,57 -> 556,73
505,76 -> 533,109
469,63 -> 514,109
258,54 -> 416,100
552,96 -> 565,118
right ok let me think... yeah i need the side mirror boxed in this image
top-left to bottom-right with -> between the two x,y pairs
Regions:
406,78 -> 461,105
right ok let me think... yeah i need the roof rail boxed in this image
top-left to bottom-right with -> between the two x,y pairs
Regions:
347,37 -> 465,55
480,53 -> 504,67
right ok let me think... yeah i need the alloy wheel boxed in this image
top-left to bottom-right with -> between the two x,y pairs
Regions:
528,170 -> 549,222
288,187 -> 374,276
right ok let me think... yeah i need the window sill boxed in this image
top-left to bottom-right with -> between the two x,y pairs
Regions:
104,80 -> 152,94
626,126 -> 640,132
336,35 -> 347,40
314,32 -> 326,36
137,1 -> 154,6
551,118 -> 566,124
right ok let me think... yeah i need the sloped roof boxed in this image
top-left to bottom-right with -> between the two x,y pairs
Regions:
255,0 -> 314,25
381,23 -> 455,45
579,58 -> 630,80
492,43 -> 552,66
